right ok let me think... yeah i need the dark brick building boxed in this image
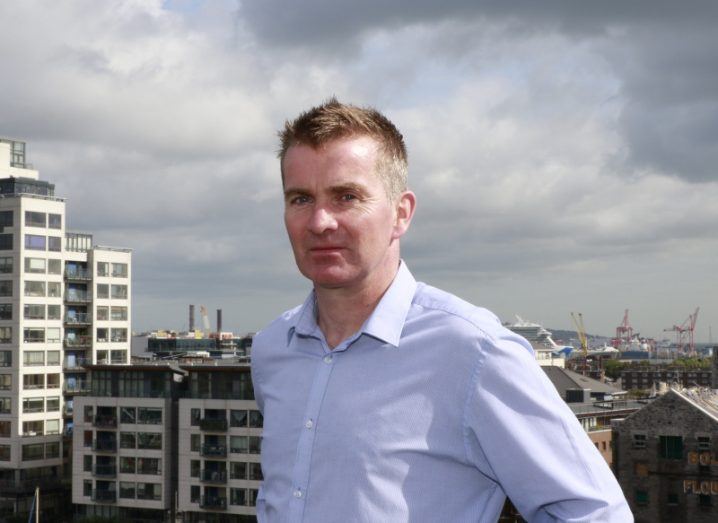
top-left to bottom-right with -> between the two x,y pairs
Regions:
612,388 -> 718,522
621,367 -> 712,390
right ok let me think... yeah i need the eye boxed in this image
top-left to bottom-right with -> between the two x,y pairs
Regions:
288,194 -> 311,205
339,193 -> 357,202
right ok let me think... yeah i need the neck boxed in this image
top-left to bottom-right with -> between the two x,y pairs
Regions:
315,259 -> 400,349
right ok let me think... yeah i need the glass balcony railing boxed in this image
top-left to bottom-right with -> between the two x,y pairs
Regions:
200,444 -> 227,458
64,337 -> 92,348
94,415 -> 117,428
93,464 -> 117,477
92,490 -> 117,503
64,268 -> 92,280
199,418 -> 228,432
200,469 -> 227,483
64,313 -> 92,325
199,496 -> 227,510
64,292 -> 92,303
92,439 -> 117,453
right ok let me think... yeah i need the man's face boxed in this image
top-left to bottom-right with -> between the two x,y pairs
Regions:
283,135 -> 410,291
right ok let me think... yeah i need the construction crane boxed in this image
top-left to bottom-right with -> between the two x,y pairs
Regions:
613,309 -> 634,349
571,312 -> 588,376
663,307 -> 700,355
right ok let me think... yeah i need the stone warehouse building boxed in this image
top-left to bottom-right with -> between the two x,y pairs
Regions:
612,387 -> 718,523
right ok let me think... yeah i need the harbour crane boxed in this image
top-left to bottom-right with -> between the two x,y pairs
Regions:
663,307 -> 700,355
570,312 -> 588,376
614,309 -> 634,349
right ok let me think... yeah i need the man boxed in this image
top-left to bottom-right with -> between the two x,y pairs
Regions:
251,99 -> 632,522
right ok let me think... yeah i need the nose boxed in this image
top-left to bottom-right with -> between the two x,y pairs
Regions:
308,206 -> 338,234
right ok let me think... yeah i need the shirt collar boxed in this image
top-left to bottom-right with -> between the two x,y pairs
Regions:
287,261 -> 417,348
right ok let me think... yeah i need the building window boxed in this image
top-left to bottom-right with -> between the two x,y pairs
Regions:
47,236 -> 61,252
0,326 -> 11,343
0,351 -> 10,367
190,433 -> 200,452
111,306 -> 128,321
97,262 -> 109,277
23,327 -> 45,343
120,432 -> 136,449
22,443 -> 45,461
0,420 -> 9,437
47,259 -> 61,274
190,460 -> 200,477
46,373 -> 60,388
46,328 -> 60,343
24,281 -> 45,297
47,282 -> 61,298
0,211 -> 13,227
96,284 -> 109,299
24,234 -> 45,250
120,456 -> 136,474
111,350 -> 127,364
23,351 -> 45,366
111,328 -> 127,343
190,485 -> 200,504
136,483 -> 161,501
24,257 -> 46,274
45,421 -> 60,437
111,285 -> 127,299
23,374 -> 44,391
47,305 -> 61,320
97,328 -> 108,342
659,435 -> 683,459
0,234 -> 12,251
249,410 -> 264,428
0,397 -> 10,413
24,211 -> 46,228
230,436 -> 249,454
137,432 -> 162,450
230,488 -> 246,506
0,304 -> 11,320
248,462 -> 263,480
48,214 -> 62,229
190,408 -> 201,426
121,407 -> 136,424
96,306 -> 109,320
230,462 -> 246,480
230,410 -> 248,427
112,263 -> 128,278
24,304 -> 45,320
84,405 -> 93,422
23,420 -> 43,436
0,281 -> 11,297
46,351 -> 60,365
0,257 -> 12,273
83,455 -> 93,472
698,436 -> 711,451
45,397 -> 60,412
137,408 -> 162,425
83,480 -> 92,497
119,482 -> 136,499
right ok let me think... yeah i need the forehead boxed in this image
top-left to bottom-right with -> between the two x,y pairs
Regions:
282,136 -> 380,182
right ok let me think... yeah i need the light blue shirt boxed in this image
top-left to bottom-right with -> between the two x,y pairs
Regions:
251,263 -> 632,522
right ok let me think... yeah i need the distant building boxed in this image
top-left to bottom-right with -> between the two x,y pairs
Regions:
0,138 -> 131,520
612,388 -> 718,522
621,367 -> 712,390
72,360 -> 260,522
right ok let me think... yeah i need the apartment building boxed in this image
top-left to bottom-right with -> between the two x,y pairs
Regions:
72,360 -> 260,522
0,138 -> 131,520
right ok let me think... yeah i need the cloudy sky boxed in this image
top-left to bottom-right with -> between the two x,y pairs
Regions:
1,0 -> 716,342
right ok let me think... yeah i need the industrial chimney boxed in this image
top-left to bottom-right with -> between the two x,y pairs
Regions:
217,309 -> 223,333
189,304 -> 195,332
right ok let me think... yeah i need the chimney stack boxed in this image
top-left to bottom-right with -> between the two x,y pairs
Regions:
189,304 -> 195,332
217,309 -> 223,333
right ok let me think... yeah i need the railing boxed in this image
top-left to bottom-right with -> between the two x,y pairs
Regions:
63,357 -> 89,370
94,415 -> 117,428
200,444 -> 227,457
200,469 -> 227,483
92,439 -> 117,453
64,268 -> 92,280
200,418 -> 228,432
200,496 -> 227,510
92,490 -> 117,503
64,337 -> 92,348
137,466 -> 162,476
64,292 -> 92,303
64,313 -> 92,325
63,405 -> 74,416
93,464 -> 117,477
63,381 -> 90,394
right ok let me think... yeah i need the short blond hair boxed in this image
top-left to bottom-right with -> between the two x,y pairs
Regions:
278,98 -> 408,200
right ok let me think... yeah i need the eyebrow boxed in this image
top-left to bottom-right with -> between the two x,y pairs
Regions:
283,182 -> 368,201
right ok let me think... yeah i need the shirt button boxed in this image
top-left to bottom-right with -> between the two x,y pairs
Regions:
305,419 -> 313,429
293,489 -> 303,499
323,355 -> 333,364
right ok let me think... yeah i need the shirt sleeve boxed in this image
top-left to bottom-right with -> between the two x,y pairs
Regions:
463,329 -> 633,522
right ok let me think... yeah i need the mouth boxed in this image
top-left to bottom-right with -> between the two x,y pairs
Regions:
309,246 -> 345,253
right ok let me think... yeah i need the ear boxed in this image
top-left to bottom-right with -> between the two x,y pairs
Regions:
392,190 -> 416,240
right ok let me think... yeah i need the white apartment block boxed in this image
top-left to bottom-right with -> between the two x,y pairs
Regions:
176,364 -> 262,523
0,138 -> 131,520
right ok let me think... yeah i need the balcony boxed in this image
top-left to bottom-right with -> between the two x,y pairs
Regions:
64,337 -> 91,349
94,415 -> 117,428
92,439 -> 117,453
92,490 -> 117,503
93,464 -> 117,477
200,418 -> 228,432
64,268 -> 92,281
200,444 -> 227,458
64,292 -> 92,304
63,381 -> 89,394
200,469 -> 227,484
63,405 -> 74,417
64,313 -> 92,325
199,496 -> 227,510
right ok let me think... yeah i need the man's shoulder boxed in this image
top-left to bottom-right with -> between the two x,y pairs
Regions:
412,282 -> 504,337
